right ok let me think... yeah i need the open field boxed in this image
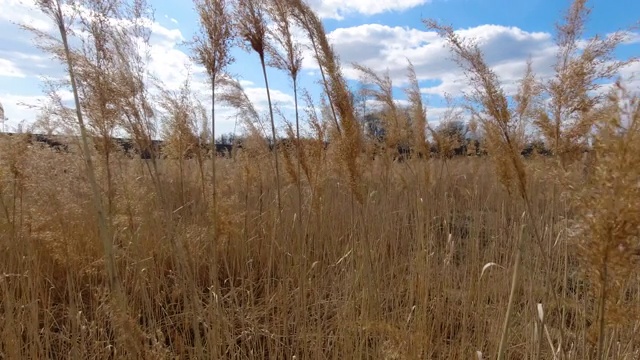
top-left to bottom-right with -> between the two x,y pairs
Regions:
1,140 -> 639,359
1,0 -> 639,358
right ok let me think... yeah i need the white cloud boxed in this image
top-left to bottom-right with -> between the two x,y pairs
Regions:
303,24 -> 560,97
163,15 -> 179,25
306,0 -> 431,20
617,61 -> 640,91
0,0 -> 52,33
314,23 -> 640,100
0,93 -> 48,131
0,58 -> 26,78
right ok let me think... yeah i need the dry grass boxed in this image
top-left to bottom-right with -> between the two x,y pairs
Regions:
2,0 -> 640,359
2,141 -> 640,359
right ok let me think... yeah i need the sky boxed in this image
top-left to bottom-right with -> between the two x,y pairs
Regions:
0,0 -> 639,137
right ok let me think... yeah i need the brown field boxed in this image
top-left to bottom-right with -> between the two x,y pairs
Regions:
2,0 -> 639,358
1,143 -> 638,359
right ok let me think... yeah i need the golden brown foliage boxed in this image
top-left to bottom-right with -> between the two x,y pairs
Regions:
4,0 -> 640,359
567,82 -> 640,357
405,59 -> 429,157
534,0 -> 638,168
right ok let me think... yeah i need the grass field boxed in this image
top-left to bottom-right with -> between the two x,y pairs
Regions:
1,141 -> 638,359
1,0 -> 639,358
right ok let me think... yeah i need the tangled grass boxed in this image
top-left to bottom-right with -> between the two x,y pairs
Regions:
1,0 -> 639,358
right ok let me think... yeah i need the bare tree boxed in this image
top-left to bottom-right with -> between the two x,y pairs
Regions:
0,100 -> 5,132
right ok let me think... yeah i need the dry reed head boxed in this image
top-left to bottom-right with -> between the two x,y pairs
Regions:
404,59 -> 429,157
567,81 -> 640,336
534,0 -> 638,167
424,19 -> 527,197
354,64 -> 409,152
192,0 -> 235,80
288,0 -> 364,202
431,94 -> 467,159
299,88 -> 327,185
217,75 -> 269,145
265,0 -> 303,82
513,59 -> 543,146
235,0 -> 268,59
105,7 -> 157,157
157,77 -> 201,160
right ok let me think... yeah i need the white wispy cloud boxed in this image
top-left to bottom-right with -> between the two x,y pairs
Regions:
0,58 -> 27,78
303,23 -> 560,96
306,0 -> 431,20
0,0 -> 53,33
1,0 -> 638,135
0,1 -> 293,134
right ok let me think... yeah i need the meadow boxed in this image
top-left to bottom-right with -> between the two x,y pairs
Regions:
1,0 -> 639,359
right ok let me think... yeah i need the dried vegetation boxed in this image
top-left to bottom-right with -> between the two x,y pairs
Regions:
1,0 -> 639,358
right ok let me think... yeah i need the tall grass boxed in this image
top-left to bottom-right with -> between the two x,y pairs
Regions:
2,0 -> 639,358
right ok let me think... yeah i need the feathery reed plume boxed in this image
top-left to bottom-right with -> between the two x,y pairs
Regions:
110,5 -> 164,203
235,0 -> 282,211
73,0 -> 128,219
535,0 -> 638,168
300,88 -> 327,189
265,0 -> 304,220
405,59 -> 429,158
0,100 -> 4,130
424,19 -> 566,358
289,0 -> 364,202
353,64 -> 408,156
288,0 -> 341,135
32,81 -> 79,136
568,81 -> 640,359
217,75 -> 269,142
191,0 -> 235,245
432,94 -> 467,160
513,58 -> 543,147
217,75 -> 271,219
26,0 -> 118,290
424,21 -> 526,195
276,109 -> 299,186
158,75 -> 204,205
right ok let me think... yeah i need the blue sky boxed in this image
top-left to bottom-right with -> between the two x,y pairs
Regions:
0,0 -> 639,136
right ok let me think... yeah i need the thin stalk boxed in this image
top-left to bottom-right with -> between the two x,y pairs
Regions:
596,249 -> 609,360
293,78 -> 302,224
497,222 -> 526,360
260,55 -> 282,212
55,0 -> 117,290
211,76 -> 218,247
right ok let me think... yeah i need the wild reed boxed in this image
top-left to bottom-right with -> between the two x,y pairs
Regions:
1,0 -> 639,359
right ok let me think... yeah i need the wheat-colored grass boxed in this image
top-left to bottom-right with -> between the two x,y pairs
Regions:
3,0 -> 639,359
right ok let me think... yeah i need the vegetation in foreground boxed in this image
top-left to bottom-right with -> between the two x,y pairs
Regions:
1,0 -> 639,358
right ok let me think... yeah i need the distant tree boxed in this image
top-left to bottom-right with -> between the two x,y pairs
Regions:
363,111 -> 386,142
0,99 -> 5,132
434,119 -> 470,157
216,132 -> 238,145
